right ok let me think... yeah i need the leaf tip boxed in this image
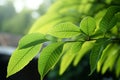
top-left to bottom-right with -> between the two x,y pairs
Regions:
88,70 -> 94,76
6,75 -> 9,78
6,72 -> 12,78
59,71 -> 64,76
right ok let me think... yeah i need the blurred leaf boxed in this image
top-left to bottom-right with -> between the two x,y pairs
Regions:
49,22 -> 80,38
73,41 -> 95,66
80,16 -> 96,36
97,43 -> 113,72
29,14 -> 79,34
101,44 -> 119,74
38,42 -> 64,80
89,38 -> 111,75
7,44 -> 41,77
19,33 -> 47,49
29,14 -> 62,34
116,56 -> 120,77
99,6 -> 120,32
60,42 -> 82,75
94,9 -> 107,30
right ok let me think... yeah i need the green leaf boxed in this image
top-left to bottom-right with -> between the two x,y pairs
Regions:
29,14 -> 79,34
7,44 -> 41,77
59,42 -> 82,75
80,16 -> 96,36
48,22 -> 81,38
89,38 -> 111,75
38,42 -> 64,80
101,44 -> 119,74
97,44 -> 113,72
73,41 -> 95,66
102,52 -> 118,74
29,14 -> 62,34
99,6 -> 120,32
19,33 -> 47,49
116,56 -> 120,77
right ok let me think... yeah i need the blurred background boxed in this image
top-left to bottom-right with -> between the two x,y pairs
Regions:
0,0 -> 119,80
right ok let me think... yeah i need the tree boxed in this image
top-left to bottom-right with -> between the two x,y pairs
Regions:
7,0 -> 120,80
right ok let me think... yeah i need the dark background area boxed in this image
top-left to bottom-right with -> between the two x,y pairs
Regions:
0,53 -> 119,80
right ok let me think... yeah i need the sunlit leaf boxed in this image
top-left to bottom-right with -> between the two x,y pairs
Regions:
101,44 -> 119,74
60,42 -> 82,75
38,42 -> 64,80
80,16 -> 96,36
89,38 -> 111,75
19,33 -> 47,49
29,14 -> 62,34
48,22 -> 81,38
97,44 -> 113,72
73,41 -> 95,66
7,44 -> 41,77
29,14 -> 79,34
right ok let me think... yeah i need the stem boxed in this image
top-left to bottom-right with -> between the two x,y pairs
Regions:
65,37 -> 120,44
65,40 -> 85,43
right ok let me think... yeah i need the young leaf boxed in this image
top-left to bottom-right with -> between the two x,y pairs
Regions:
80,16 -> 96,36
38,42 -> 64,80
19,33 -> 47,49
48,22 -> 81,38
73,41 -> 95,66
7,44 -> 41,77
99,6 -> 120,32
89,38 -> 111,75
59,42 -> 82,75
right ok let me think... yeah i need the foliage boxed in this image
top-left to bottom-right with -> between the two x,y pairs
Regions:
7,0 -> 120,80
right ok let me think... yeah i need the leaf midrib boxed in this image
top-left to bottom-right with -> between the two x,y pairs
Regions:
42,44 -> 63,76
56,30 -> 80,33
9,46 -> 34,74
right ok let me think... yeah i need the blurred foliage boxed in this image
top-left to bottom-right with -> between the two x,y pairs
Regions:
2,10 -> 33,34
0,0 -> 52,35
0,2 -> 15,31
0,2 -> 33,34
